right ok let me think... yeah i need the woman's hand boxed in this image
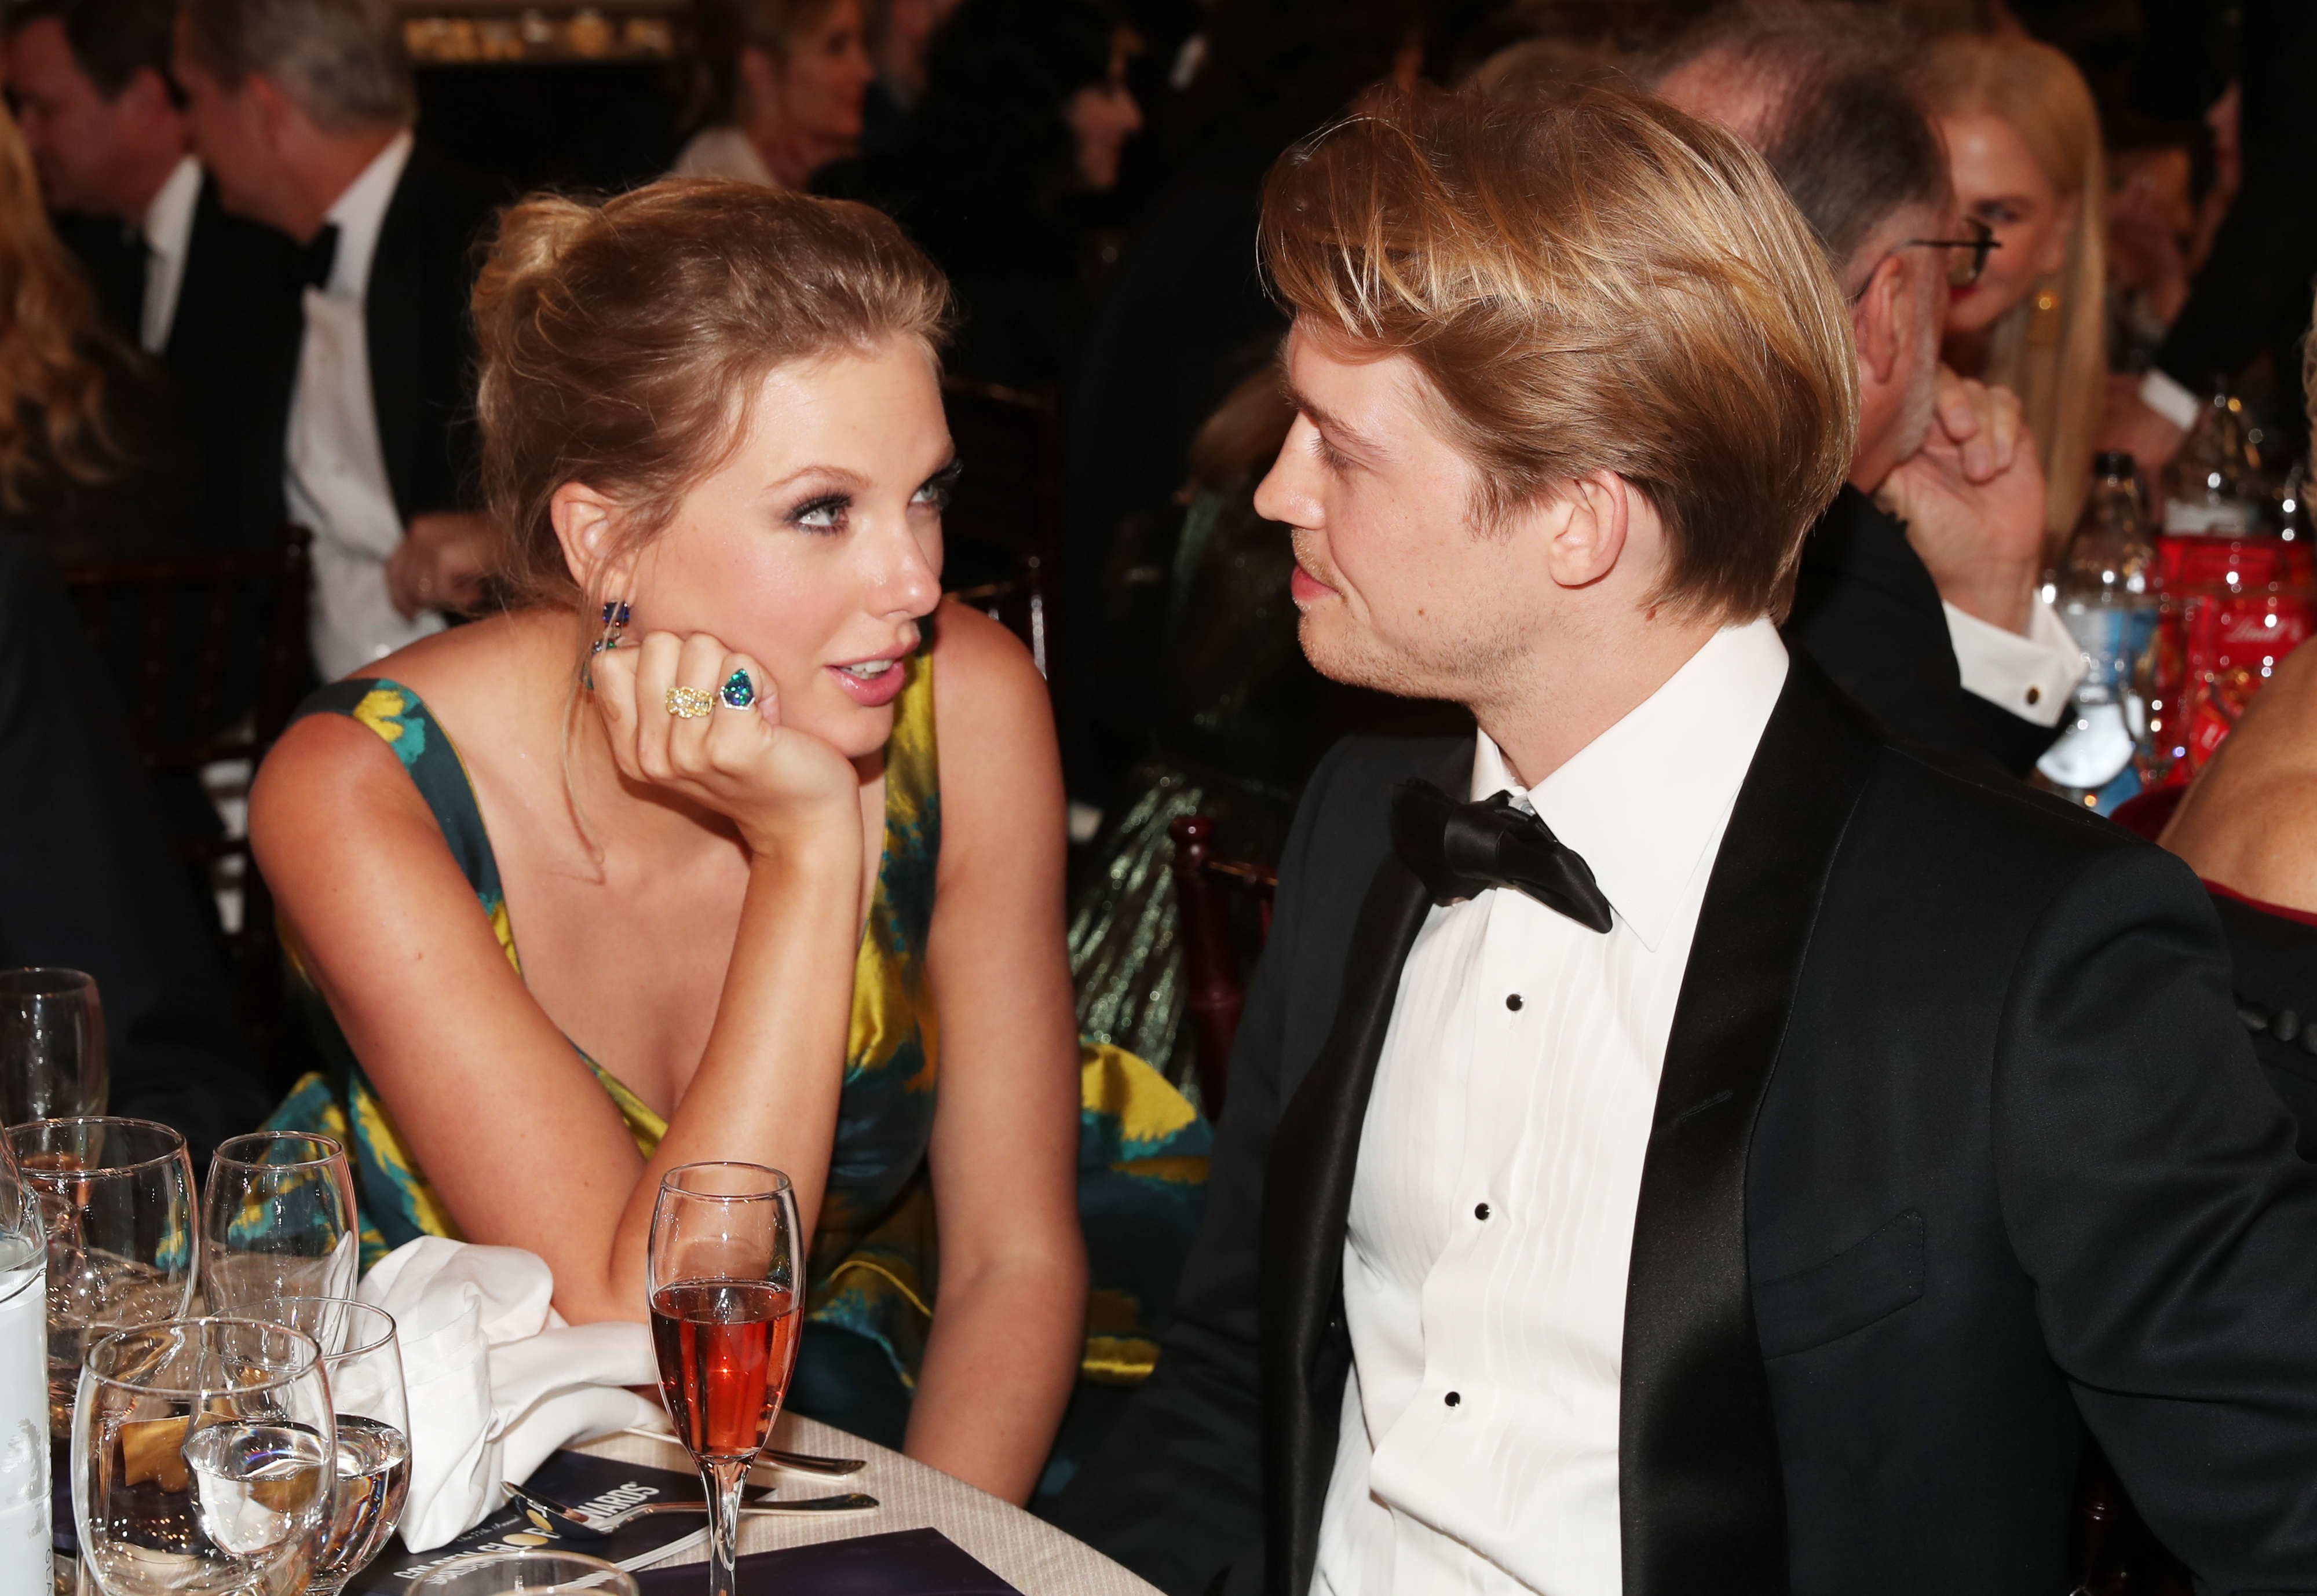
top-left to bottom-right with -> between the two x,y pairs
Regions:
589,629 -> 859,853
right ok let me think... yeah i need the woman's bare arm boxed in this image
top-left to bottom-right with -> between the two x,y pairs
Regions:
250,634 -> 864,1324
905,602 -> 1087,1502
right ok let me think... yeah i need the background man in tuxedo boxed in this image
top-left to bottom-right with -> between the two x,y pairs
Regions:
1045,85 -> 2317,1596
174,0 -> 498,676
2,0 -> 297,552
1653,4 -> 2084,778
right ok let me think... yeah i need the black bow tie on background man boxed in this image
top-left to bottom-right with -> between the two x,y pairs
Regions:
296,224 -> 341,292
1390,777 -> 1616,932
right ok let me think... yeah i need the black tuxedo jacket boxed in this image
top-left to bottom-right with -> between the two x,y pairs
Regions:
1786,484 -> 2060,779
53,177 -> 302,553
162,141 -> 498,555
0,536 -> 269,1168
1047,656 -> 2317,1596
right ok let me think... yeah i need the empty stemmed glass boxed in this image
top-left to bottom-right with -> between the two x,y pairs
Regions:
648,1163 -> 803,1596
5,1119 -> 199,1438
201,1132 -> 359,1309
72,1317 -> 336,1596
0,968 -> 106,1125
411,1549 -> 639,1596
0,1128 -> 48,1590
251,1298 -> 410,1595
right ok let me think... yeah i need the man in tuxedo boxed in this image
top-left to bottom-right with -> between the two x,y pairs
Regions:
1652,5 -> 2083,778
2,0 -> 298,552
1044,85 -> 2317,1596
174,0 -> 498,678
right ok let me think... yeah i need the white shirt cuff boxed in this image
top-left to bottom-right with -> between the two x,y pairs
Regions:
2139,367 -> 2201,431
1943,598 -> 2084,728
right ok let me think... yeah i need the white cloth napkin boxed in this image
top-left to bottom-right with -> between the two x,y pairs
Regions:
358,1236 -> 668,1550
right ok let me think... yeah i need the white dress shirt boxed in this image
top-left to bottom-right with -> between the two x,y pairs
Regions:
1313,618 -> 1791,1596
1944,596 -> 2084,728
138,153 -> 202,355
286,129 -> 444,681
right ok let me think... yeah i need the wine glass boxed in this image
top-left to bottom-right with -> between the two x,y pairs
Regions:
0,1126 -> 50,1594
5,1119 -> 199,1438
250,1298 -> 410,1595
72,1317 -> 336,1596
0,969 -> 106,1125
410,1549 -> 639,1596
647,1163 -> 803,1596
201,1133 -> 359,1309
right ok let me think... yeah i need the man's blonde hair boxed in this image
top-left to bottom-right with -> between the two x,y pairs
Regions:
1259,84 -> 1858,622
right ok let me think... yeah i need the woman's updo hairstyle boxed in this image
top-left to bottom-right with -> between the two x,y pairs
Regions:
473,178 -> 950,611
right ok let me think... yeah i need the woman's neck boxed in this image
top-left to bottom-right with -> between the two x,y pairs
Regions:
744,113 -> 845,191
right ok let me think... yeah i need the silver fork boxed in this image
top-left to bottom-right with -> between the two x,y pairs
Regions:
503,1480 -> 878,1540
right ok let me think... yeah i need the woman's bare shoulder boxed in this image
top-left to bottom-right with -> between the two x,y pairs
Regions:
927,598 -> 1052,740
924,599 -> 1064,866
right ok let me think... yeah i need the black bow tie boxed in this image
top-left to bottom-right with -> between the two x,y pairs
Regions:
1389,777 -> 1615,933
298,224 -> 341,292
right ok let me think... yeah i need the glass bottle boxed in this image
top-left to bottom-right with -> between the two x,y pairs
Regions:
0,1128 -> 47,1596
2162,377 -> 2265,536
2040,452 -> 2161,811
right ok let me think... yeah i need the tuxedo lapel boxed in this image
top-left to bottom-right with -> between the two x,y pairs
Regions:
1261,741 -> 1469,1596
1618,654 -> 1880,1594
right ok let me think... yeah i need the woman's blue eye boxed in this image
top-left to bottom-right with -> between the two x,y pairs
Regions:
791,496 -> 848,530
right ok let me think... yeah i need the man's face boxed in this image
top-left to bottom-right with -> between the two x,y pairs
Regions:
3,18 -> 166,217
171,39 -> 272,225
1252,323 -> 1554,705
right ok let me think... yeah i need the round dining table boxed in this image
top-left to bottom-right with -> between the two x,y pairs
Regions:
571,1412 -> 1162,1596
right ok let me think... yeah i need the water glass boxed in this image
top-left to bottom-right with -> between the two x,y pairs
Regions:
72,1317 -> 335,1596
647,1163 -> 802,1596
250,1298 -> 410,1594
0,969 -> 105,1125
201,1133 -> 359,1309
410,1549 -> 640,1596
5,1119 -> 199,1437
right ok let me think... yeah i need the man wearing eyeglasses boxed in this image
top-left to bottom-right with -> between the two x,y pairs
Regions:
1654,3 -> 2084,778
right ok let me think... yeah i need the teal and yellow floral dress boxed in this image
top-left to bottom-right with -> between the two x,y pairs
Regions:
265,650 -> 1208,1489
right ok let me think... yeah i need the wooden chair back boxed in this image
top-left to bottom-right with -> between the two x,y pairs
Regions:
940,375 -> 1062,685
60,528 -> 315,1075
1167,814 -> 1277,1119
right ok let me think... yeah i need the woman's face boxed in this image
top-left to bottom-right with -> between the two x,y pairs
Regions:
771,0 -> 875,147
1062,30 -> 1142,192
1936,111 -> 2078,338
619,338 -> 951,762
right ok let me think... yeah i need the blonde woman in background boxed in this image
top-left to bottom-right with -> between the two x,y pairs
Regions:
1925,32 -> 2108,550
675,0 -> 875,187
0,101 -> 201,565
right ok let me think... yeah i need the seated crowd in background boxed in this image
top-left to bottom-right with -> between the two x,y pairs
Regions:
2,0 -> 2317,1525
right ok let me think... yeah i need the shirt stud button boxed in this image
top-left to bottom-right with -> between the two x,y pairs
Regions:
1474,1202 -> 1491,1221
2026,686 -> 2042,706
1444,1391 -> 1461,1408
1505,993 -> 1523,1011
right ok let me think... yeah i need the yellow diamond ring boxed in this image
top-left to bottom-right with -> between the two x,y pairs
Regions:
664,685 -> 715,719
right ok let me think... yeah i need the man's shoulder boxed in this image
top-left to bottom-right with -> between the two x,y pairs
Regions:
388,140 -> 505,254
1798,484 -> 1945,613
1853,733 -> 2154,895
1301,733 -> 1466,832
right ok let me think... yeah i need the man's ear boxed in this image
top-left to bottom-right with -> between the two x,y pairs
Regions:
550,482 -> 628,598
244,71 -> 299,149
1538,470 -> 1631,594
1852,252 -> 1907,390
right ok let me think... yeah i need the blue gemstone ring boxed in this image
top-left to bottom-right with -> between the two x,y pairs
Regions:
720,669 -> 756,709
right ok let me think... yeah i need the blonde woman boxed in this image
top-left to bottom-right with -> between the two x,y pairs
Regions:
0,102 -> 198,564
676,0 -> 876,188
1925,32 -> 2108,548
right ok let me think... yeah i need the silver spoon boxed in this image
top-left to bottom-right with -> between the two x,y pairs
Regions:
503,1480 -> 878,1540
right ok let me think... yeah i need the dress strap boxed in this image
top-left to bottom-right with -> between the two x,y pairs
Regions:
291,678 -> 520,972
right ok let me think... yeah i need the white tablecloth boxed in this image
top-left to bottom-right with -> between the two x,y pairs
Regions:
571,1414 -> 1161,1596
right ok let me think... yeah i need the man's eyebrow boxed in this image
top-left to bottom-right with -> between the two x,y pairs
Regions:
1280,379 -> 1388,462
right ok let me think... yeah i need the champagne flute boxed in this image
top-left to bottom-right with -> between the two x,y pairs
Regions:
647,1163 -> 803,1596
201,1133 -> 359,1309
73,1317 -> 335,1596
0,969 -> 106,1125
411,1549 -> 639,1596
250,1298 -> 410,1595
5,1120 -> 199,1437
